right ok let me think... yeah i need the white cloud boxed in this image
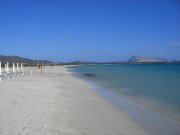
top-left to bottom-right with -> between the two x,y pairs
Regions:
171,42 -> 180,47
143,46 -> 163,52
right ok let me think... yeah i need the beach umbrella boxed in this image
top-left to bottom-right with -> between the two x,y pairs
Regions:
6,62 -> 9,80
20,63 -> 24,76
4,64 -> 7,77
12,63 -> 16,78
17,63 -> 20,77
0,62 -> 2,82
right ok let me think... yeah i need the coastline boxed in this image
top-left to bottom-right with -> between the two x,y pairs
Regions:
0,66 -> 149,135
68,65 -> 180,135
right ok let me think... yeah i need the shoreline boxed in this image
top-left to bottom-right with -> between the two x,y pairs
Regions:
0,66 -> 149,135
68,65 -> 180,121
68,65 -> 180,135
84,82 -> 180,135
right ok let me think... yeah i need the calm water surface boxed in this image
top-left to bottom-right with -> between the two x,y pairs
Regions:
69,64 -> 180,122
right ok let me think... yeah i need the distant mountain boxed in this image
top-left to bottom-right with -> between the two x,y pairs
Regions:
170,59 -> 180,63
1,55 -> 178,66
0,55 -> 52,65
128,56 -> 168,63
63,61 -> 99,65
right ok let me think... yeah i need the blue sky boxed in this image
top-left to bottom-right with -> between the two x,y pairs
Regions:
0,0 -> 180,62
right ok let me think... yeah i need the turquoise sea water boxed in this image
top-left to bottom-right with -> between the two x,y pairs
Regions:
69,64 -> 180,123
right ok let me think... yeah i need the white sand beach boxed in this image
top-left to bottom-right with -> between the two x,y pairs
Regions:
0,66 -> 149,135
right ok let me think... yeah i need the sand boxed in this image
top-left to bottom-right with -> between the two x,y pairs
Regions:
0,66 -> 149,135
